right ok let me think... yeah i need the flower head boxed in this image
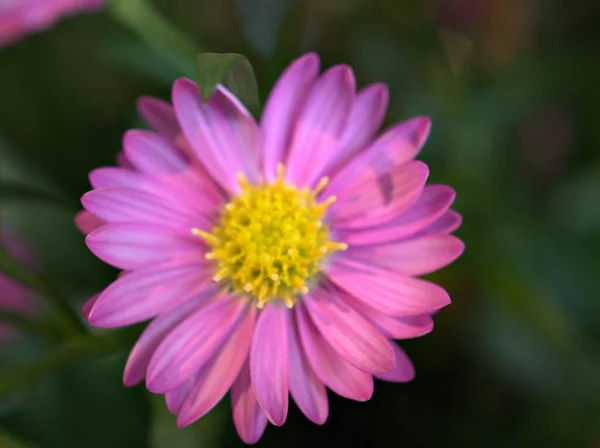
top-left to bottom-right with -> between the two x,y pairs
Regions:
0,0 -> 104,48
80,53 -> 464,444
0,227 -> 36,343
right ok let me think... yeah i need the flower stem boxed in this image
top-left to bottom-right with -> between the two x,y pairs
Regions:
0,311 -> 62,341
108,0 -> 201,64
0,247 -> 87,336
0,330 -> 133,399
0,181 -> 76,210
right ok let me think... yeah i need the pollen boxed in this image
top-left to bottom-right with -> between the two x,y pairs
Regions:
192,165 -> 347,308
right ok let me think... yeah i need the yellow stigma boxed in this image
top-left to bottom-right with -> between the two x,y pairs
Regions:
192,164 -> 347,308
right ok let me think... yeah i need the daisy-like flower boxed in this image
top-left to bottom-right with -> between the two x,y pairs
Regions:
0,227 -> 36,343
79,53 -> 464,444
0,0 -> 104,48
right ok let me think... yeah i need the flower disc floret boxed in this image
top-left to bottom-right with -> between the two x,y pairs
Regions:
194,165 -> 347,308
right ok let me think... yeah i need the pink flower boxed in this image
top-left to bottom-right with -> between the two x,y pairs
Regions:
0,0 -> 104,48
0,227 -> 36,343
80,53 -> 464,444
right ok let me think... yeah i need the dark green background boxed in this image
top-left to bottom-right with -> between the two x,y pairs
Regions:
1,0 -> 599,446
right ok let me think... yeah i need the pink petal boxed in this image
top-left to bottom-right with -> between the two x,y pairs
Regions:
285,65 -> 355,188
287,310 -> 328,424
328,161 -> 429,229
295,305 -> 373,401
261,53 -> 320,182
213,84 -> 261,183
88,261 -> 211,328
158,170 -> 224,213
90,167 -> 193,203
250,304 -> 289,426
172,79 -> 260,193
345,234 -> 465,276
116,152 -> 134,169
335,185 -> 455,245
231,359 -> 268,445
305,287 -> 394,374
325,116 -> 431,199
177,307 -> 256,427
75,210 -> 103,235
123,290 -> 214,387
0,1 -> 103,47
81,294 -> 99,320
81,187 -> 210,233
375,343 -> 415,383
89,167 -> 141,189
86,223 -> 203,270
321,83 -> 389,179
380,315 -> 434,340
146,295 -> 247,393
165,379 -> 194,415
0,229 -> 34,329
88,167 -> 223,215
326,258 -> 451,317
338,288 -> 434,339
124,130 -> 187,174
421,210 -> 462,235
137,96 -> 181,139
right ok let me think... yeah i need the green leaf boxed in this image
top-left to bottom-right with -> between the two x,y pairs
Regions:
109,0 -> 200,61
550,167 -> 600,236
196,53 -> 260,117
232,0 -> 295,57
0,331 -> 135,400
150,395 -> 227,448
0,246 -> 86,336
0,430 -> 39,448
0,311 -> 61,341
101,36 -> 195,85
0,181 -> 74,210
1,353 -> 150,448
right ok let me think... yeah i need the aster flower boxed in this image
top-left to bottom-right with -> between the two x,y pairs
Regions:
0,227 -> 36,343
80,53 -> 464,444
0,0 -> 104,48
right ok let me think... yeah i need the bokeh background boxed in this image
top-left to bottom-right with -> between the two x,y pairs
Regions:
1,0 -> 599,447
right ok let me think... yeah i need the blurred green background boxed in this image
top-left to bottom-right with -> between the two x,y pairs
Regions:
1,0 -> 599,447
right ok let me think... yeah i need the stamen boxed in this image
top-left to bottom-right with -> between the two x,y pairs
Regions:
314,176 -> 329,195
191,228 -> 220,246
237,172 -> 250,188
276,163 -> 286,180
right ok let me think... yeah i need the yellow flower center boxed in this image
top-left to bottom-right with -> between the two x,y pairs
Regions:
193,165 -> 347,308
